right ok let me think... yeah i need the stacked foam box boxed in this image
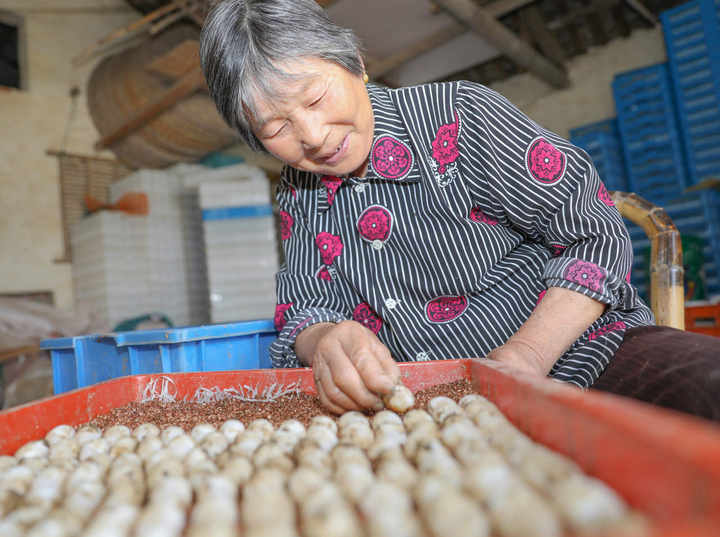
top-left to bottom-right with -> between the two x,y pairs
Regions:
71,211 -> 151,329
199,169 -> 278,323
109,170 -> 191,326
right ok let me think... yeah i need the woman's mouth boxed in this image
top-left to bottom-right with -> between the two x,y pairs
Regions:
323,134 -> 349,166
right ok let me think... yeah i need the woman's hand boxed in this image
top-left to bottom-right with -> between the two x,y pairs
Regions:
295,320 -> 400,414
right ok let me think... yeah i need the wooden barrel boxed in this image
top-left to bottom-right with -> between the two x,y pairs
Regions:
87,24 -> 237,169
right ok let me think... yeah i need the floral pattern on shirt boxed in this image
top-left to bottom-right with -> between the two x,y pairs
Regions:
425,295 -> 469,324
279,210 -> 294,241
598,183 -> 614,206
316,232 -> 344,265
371,135 -> 413,180
526,137 -> 566,185
321,175 -> 343,207
353,302 -> 382,334
357,205 -> 393,242
469,207 -> 498,225
274,302 -> 293,331
564,259 -> 606,293
588,321 -> 627,341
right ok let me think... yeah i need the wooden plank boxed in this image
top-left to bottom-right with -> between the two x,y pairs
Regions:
94,65 -> 206,150
519,4 -> 566,66
435,0 -> 569,88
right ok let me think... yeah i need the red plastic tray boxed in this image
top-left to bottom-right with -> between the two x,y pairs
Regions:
1,359 -> 719,536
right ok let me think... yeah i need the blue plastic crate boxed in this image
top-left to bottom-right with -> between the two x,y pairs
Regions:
662,0 -> 720,188
612,63 -> 690,205
570,118 -> 629,192
41,320 -> 278,394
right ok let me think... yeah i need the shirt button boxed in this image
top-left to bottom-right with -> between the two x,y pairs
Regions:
371,240 -> 383,250
354,184 -> 366,193
384,298 -> 398,310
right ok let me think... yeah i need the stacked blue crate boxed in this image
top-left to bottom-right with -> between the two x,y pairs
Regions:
661,0 -> 720,299
612,63 -> 689,206
569,118 -> 629,192
568,119 -> 647,299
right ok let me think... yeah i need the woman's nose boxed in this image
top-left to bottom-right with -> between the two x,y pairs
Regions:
296,113 -> 325,150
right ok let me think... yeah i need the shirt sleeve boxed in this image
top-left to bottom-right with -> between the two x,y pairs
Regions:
269,167 -> 350,368
456,81 -> 638,310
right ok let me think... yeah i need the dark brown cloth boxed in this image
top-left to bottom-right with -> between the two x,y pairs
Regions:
592,326 -> 720,421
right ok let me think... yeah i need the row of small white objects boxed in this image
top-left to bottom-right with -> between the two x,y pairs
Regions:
198,166 -> 278,323
71,211 -> 151,329
109,169 -> 191,327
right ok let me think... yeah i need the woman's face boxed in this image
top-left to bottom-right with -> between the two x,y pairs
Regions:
249,57 -> 374,177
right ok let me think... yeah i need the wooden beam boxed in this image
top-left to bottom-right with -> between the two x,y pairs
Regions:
95,65 -> 206,150
518,4 -> 566,67
624,0 -> 658,26
368,0 -> 537,79
434,0 -> 569,88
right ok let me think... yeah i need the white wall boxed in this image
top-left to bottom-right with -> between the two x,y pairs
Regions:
0,0 -> 137,310
489,27 -> 668,139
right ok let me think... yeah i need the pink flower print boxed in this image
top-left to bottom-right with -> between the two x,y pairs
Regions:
357,205 -> 393,242
550,244 -> 567,257
626,271 -> 632,283
316,232 -> 343,265
535,289 -> 547,308
279,210 -> 294,241
316,266 -> 332,281
564,260 -> 606,293
598,183 -> 614,206
588,321 -> 627,341
371,135 -> 413,180
425,295 -> 468,324
289,186 -> 297,199
353,302 -> 382,334
431,113 -> 460,174
526,137 -> 566,185
274,302 -> 293,331
469,207 -> 498,225
321,175 -> 343,206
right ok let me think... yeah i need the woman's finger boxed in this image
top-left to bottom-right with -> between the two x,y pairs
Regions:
374,344 -> 401,387
314,357 -> 362,412
313,363 -> 347,415
352,347 -> 396,397
331,350 -> 385,410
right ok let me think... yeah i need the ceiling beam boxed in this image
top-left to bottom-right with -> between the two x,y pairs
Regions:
624,0 -> 658,26
518,4 -> 566,67
368,0 -> 537,79
434,0 -> 569,88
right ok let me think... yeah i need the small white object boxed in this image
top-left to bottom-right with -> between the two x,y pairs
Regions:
133,423 -> 160,441
44,425 -> 75,446
353,183 -> 366,193
15,441 -> 49,460
190,423 -> 216,444
372,240 -> 384,250
103,425 -> 131,445
79,438 -> 109,461
247,419 -> 274,439
383,384 -> 415,414
309,415 -> 337,434
167,434 -> 195,459
201,431 -> 230,459
220,419 -> 245,442
0,455 -> 17,472
160,426 -> 185,445
384,298 -> 398,310
338,411 -> 368,430
137,436 -> 164,460
371,410 -> 403,430
75,425 -> 102,445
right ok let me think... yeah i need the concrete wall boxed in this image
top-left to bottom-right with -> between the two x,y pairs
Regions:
0,0 -> 136,310
490,27 -> 668,139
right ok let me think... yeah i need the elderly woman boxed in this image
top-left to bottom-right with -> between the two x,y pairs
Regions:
200,0 -> 720,419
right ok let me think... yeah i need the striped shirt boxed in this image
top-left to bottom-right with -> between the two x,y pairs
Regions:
269,81 -> 653,388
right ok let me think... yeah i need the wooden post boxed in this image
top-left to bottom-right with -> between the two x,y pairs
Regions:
434,0 -> 570,88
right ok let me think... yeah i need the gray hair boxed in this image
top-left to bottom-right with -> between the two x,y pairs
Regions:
200,0 -> 364,151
